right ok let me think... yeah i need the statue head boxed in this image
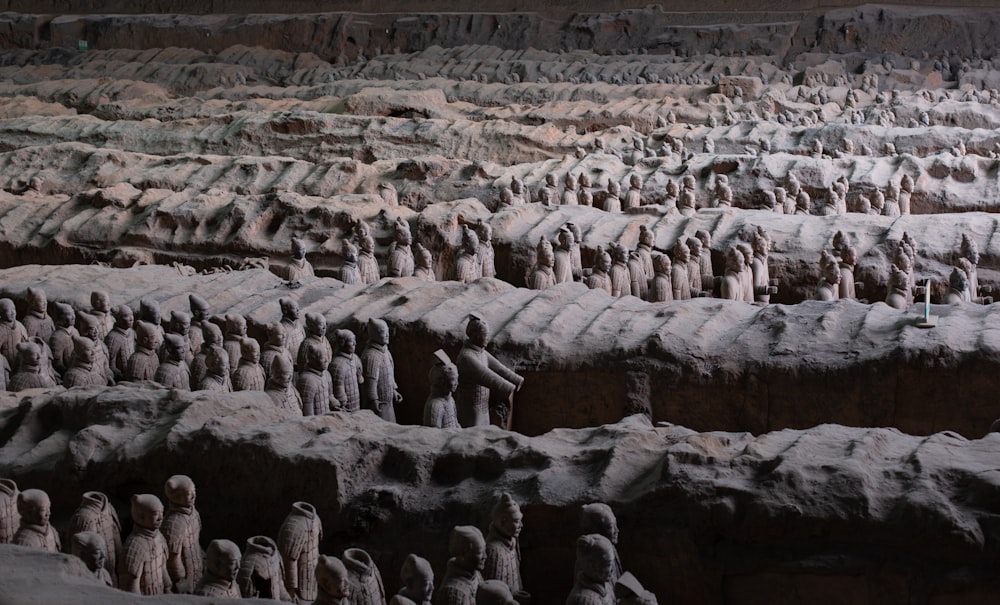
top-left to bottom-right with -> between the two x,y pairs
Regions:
415,243 -> 432,270
629,173 -> 642,190
334,329 -> 356,356
90,291 -> 110,314
545,173 -> 556,187
18,488 -> 50,526
76,312 -> 100,340
304,341 -> 329,371
653,253 -> 671,276
53,302 -> 75,329
725,246 -> 743,273
462,226 -> 480,256
26,287 -> 46,314
394,218 -> 412,246
72,336 -> 96,365
135,321 -> 161,351
580,503 -> 619,544
269,355 -> 294,388
206,539 -> 241,582
400,554 -> 434,601
359,233 -> 375,254
189,294 -> 209,321
0,298 -> 14,322
579,173 -> 592,188
316,555 -> 350,600
305,312 -> 327,338
367,317 -> 389,347
226,314 -> 247,337
594,246 -> 611,273
576,534 -> 616,584
536,237 -> 554,268
950,266 -> 969,293
466,314 -> 489,348
961,233 -> 980,264
70,531 -> 107,574
131,494 -> 164,531
139,299 -> 161,325
673,240 -> 690,264
752,231 -> 770,256
475,220 -> 492,244
449,526 -> 486,572
164,474 -> 196,507
240,337 -> 260,364
500,187 -> 514,206
491,493 -> 523,540
162,333 -> 186,363
686,237 -> 702,259
206,345 -> 230,377
342,239 -> 358,264
266,322 -> 286,347
607,180 -> 621,196
292,237 -> 307,260
279,297 -> 301,322
564,172 -> 577,190
666,179 -> 679,197
16,341 -> 41,368
682,175 -> 696,190
202,321 -> 223,347
429,349 -> 458,396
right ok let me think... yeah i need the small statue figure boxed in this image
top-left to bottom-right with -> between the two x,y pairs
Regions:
586,247 -> 613,295
552,227 -> 575,285
899,174 -> 914,215
361,318 -> 401,422
686,237 -> 704,296
233,337 -> 265,391
885,264 -> 909,310
331,329 -> 363,412
297,341 -> 334,415
435,526 -> 486,605
162,475 -> 203,593
567,222 -> 583,281
414,243 -> 435,281
671,240 -> 692,300
126,321 -> 161,382
815,251 -> 841,301
473,220 -> 496,280
190,322 -> 221,389
388,217 -> 416,278
166,311 -> 194,363
454,226 -> 483,284
678,175 -> 697,216
287,237 -> 315,282
279,297 -> 306,364
609,244 -> 632,298
154,333 -> 191,390
21,287 -> 54,342
10,340 -> 57,391
138,299 -> 165,344
751,228 -> 777,304
13,488 -> 59,552
266,354 -> 303,414
63,336 -> 105,388
456,315 -> 524,428
838,246 -> 860,300
389,554 -> 434,605
222,314 -> 247,370
577,173 -> 594,207
344,547 -> 387,605
883,183 -> 901,217
278,501 -> 323,602
627,249 -> 648,301
194,539 -> 241,598
623,174 -> 642,210
358,230 -> 381,285
315,555 -> 351,605
73,313 -> 111,387
794,190 -> 811,215
603,181 -> 622,213
711,175 -> 733,208
0,478 -> 18,544
775,187 -> 793,214
424,349 -> 459,428
70,531 -> 113,586
946,267 -> 971,304
238,536 -> 292,600
720,247 -> 745,301
483,493 -> 525,594
120,494 -> 171,595
200,346 -> 232,392
562,173 -> 579,206
528,237 -> 557,291
0,298 -> 27,368
48,301 -> 78,376
260,323 -> 291,381
89,291 -> 113,341
649,254 -> 673,303
538,173 -> 559,206
566,534 -> 616,605
297,312 -> 333,371
342,240 -> 362,285
663,179 -> 679,214
580,503 -> 622,583
188,294 -> 210,356
66,491 -> 121,584
498,187 -> 519,208
959,233 -> 980,297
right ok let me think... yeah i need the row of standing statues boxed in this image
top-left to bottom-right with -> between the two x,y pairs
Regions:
0,478 -> 656,604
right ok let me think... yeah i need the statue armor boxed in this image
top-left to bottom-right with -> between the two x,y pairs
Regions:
238,535 -> 292,601
344,547 -> 387,605
331,350 -> 363,413
66,491 -> 122,584
0,479 -> 19,543
278,501 -> 322,601
162,477 -> 203,592
121,525 -> 170,595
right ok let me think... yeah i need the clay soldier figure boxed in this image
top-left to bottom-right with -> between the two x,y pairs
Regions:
711,175 -> 733,208
577,173 -> 594,207
476,220 -> 496,279
960,233 -> 980,297
287,237 -> 315,282
297,341 -> 334,415
454,226 -> 482,284
883,182 -> 901,217
22,287 -> 54,342
89,291 -> 113,341
635,226 -> 654,283
435,526 -> 486,605
838,246 -> 860,300
566,534 -> 616,605
188,294 -> 210,357
10,341 -> 57,391
529,237 -> 557,291
552,227 -> 574,285
362,318 -> 402,422
223,314 -> 248,370
344,547 -> 387,605
0,478 -> 18,543
154,333 -> 191,390
200,346 -> 232,392
261,323 -> 292,381
538,173 -> 559,205
70,531 -> 113,586
414,243 -> 435,281
66,491 -> 121,584
49,301 -> 78,376
580,503 -> 622,583
649,254 -> 673,303
190,322 -> 222,390
331,329 -> 363,412
663,179 -> 679,214
885,264 -> 909,310
389,554 -> 434,605
870,190 -> 885,215
720,247 -> 744,301
562,173 -> 579,206
609,244 -> 632,298
278,501 -> 322,602
266,355 -> 303,414
233,337 -> 265,391
456,315 -> 523,428
63,336 -> 105,388
775,187 -> 793,214
483,493 -> 525,594
688,236 -> 711,296
671,240 -> 692,300
166,311 -> 193,364
498,187 -> 518,208
510,177 -> 527,206
279,297 -> 306,364
238,535 -> 292,601
13,488 -> 59,552
138,299 -> 165,344
126,321 -> 161,382
162,475 -> 203,593
0,298 -> 28,367
815,251 -> 841,301
358,230 -> 381,285
586,247 -> 613,295
946,267 -> 971,304
678,175 -> 697,216
76,313 -> 113,385
388,217 -> 416,277
424,349 -> 459,428
819,185 -> 839,216
603,180 -> 622,213
315,555 -> 351,605
194,539 -> 241,598
567,222 -> 583,281
342,240 -> 362,285
297,312 -> 333,371
793,190 -> 811,215
120,494 -> 171,595
751,229 -> 777,304
627,250 -> 648,301
623,174 -> 642,210
900,174 -> 914,215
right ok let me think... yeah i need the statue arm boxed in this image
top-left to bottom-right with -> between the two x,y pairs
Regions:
485,352 -> 523,394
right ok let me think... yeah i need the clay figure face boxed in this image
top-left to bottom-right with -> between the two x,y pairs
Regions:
172,314 -> 191,336
78,341 -> 96,365
58,306 -> 76,329
142,301 -> 161,325
726,247 -> 743,273
459,536 -> 487,572
371,321 -> 389,347
84,544 -> 106,573
511,179 -> 524,195
207,541 -> 241,582
242,340 -> 260,364
207,348 -> 229,376
666,180 -> 678,196
498,509 -> 523,540
170,482 -> 196,508
281,300 -> 301,322
397,227 -> 412,247
308,345 -> 329,371
306,314 -> 327,337
360,235 -> 375,254
91,292 -> 110,313
469,322 -> 489,348
607,181 -> 620,196
0,299 -> 15,322
500,188 -> 514,205
317,558 -> 350,599
28,289 -> 46,313
339,331 -> 356,355
417,247 -> 432,269
190,299 -> 209,322
21,491 -> 50,526
595,252 -> 611,273
271,359 -> 293,387
268,325 -> 286,347
407,573 -> 434,601
20,344 -> 41,367
138,501 -> 163,530
539,246 -> 554,268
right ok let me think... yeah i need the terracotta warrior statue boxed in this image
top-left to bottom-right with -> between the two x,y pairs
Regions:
424,349 -> 459,429
899,174 -> 914,215
238,536 -> 292,600
49,301 -> 78,376
13,488 -> 59,552
623,174 -> 643,210
678,175 -> 697,216
162,475 -> 203,593
512,177 -> 528,204
567,222 -> 583,281
562,173 -> 579,206
553,226 -> 574,285
388,217 -> 416,277
750,228 -> 777,304
414,243 -> 435,281
649,254 -> 673,303
528,237 -> 557,291
297,312 -> 332,371
476,220 -> 496,280
580,503 -> 622,583
483,493 -> 525,594
22,286 -> 54,342
166,310 -> 194,363
315,555 -> 352,605
190,321 -> 222,389
279,297 -> 306,364
0,478 -> 18,543
342,240 -> 362,285
278,501 -> 323,602
435,526 -> 486,605
456,315 -> 524,428
155,333 -> 191,390
454,226 -> 482,284
137,299 -> 164,344
331,329 -> 363,412
105,305 -> 135,381
671,240 -> 691,301
389,554 -> 434,605
287,237 -> 315,282
10,341 -> 57,391
577,173 -> 594,207
603,180 -> 622,213
946,267 -> 970,304
609,244 -> 631,298
566,534 -> 616,605
885,264 -> 909,310
720,246 -> 744,301
194,539 -> 242,598
586,246 -> 613,295
357,229 -> 381,285
126,320 -> 161,382
88,291 -> 113,341
344,547 -> 387,605
119,494 -> 171,595
188,293 -> 210,355
266,354 -> 303,414
233,337 -> 266,391
815,251 -> 841,301
200,345 -> 232,393
636,225 -> 654,283
297,340 -> 334,415
62,336 -> 105,388
66,491 -> 121,585
70,531 -> 113,586
222,314 -> 248,370
361,318 -> 401,422
0,298 -> 27,368
628,249 -> 648,301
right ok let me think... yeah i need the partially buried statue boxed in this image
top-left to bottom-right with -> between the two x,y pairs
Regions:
66,491 -> 121,585
435,526 -> 486,605
194,539 -> 241,598
278,501 -> 323,602
120,494 -> 171,595
566,534 -> 616,605
389,553 -> 434,605
483,493 -> 526,596
70,531 -> 113,586
287,237 -> 315,282
162,474 -> 203,593
456,315 -> 524,429
361,318 -> 402,422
